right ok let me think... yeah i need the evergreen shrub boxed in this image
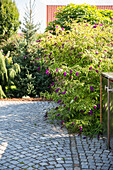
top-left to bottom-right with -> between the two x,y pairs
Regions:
0,50 -> 20,98
11,40 -> 53,97
0,0 -> 20,42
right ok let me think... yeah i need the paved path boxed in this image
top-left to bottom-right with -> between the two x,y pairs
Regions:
0,101 -> 113,170
0,101 -> 75,170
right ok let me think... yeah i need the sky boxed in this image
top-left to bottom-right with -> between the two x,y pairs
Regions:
15,0 -> 113,33
15,0 -> 46,33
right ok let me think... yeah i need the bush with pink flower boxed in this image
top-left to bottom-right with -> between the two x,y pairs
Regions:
37,21 -> 113,137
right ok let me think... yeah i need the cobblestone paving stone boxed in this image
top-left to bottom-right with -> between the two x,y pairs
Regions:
0,101 -> 113,170
72,135 -> 113,170
0,101 -> 75,170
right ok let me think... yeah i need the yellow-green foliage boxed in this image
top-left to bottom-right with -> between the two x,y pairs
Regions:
0,0 -> 20,42
46,3 -> 113,34
0,50 -> 20,98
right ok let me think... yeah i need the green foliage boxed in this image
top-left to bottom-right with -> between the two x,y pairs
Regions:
39,22 -> 113,137
10,39 -> 53,97
0,34 -> 23,55
22,0 -> 40,45
46,3 -> 113,34
0,0 -> 20,42
0,50 -> 20,98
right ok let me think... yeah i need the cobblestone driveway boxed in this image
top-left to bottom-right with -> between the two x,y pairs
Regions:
0,101 -> 113,170
0,101 -> 75,170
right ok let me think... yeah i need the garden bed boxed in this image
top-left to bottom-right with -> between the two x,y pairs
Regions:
0,97 -> 52,101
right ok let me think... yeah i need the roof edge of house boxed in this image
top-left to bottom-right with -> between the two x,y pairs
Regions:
44,0 -> 113,6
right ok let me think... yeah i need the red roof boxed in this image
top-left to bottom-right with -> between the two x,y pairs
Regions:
17,33 -> 23,36
47,5 -> 113,26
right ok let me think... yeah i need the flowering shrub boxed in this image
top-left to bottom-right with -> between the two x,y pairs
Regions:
46,3 -> 113,34
37,22 -> 113,137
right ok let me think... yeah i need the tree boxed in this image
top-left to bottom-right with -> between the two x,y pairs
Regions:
22,0 -> 40,45
0,0 -> 20,42
0,50 -> 20,98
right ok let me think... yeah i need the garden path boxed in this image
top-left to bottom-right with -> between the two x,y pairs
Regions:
0,101 -> 113,170
0,101 -> 77,170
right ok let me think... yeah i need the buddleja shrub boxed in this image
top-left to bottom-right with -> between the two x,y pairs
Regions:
46,3 -> 113,34
37,22 -> 113,137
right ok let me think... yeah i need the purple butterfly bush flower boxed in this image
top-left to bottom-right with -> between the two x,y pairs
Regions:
46,69 -> 49,74
81,110 -> 84,114
74,96 -> 77,101
59,47 -> 61,50
61,121 -> 64,125
71,47 -> 74,49
57,100 -> 62,104
37,66 -> 41,71
83,137 -> 86,139
55,107 -> 59,110
94,105 -> 96,109
97,135 -> 100,139
90,86 -> 94,91
90,110 -> 93,115
55,88 -> 60,93
100,24 -> 103,26
56,25 -> 58,28
68,107 -> 70,111
51,82 -> 55,86
55,43 -> 57,45
95,23 -> 99,25
61,27 -> 64,30
93,25 -> 97,28
95,51 -> 99,54
76,72 -> 79,76
88,112 -> 90,115
97,103 -> 100,108
72,122 -> 75,125
62,91 -> 66,95
56,68 -> 58,72
79,126 -> 82,131
57,114 -> 60,117
64,105 -> 66,107
89,67 -> 92,70
64,72 -> 66,77
96,70 -> 99,73
70,70 -> 72,74
44,55 -> 47,57
69,76 -> 72,80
